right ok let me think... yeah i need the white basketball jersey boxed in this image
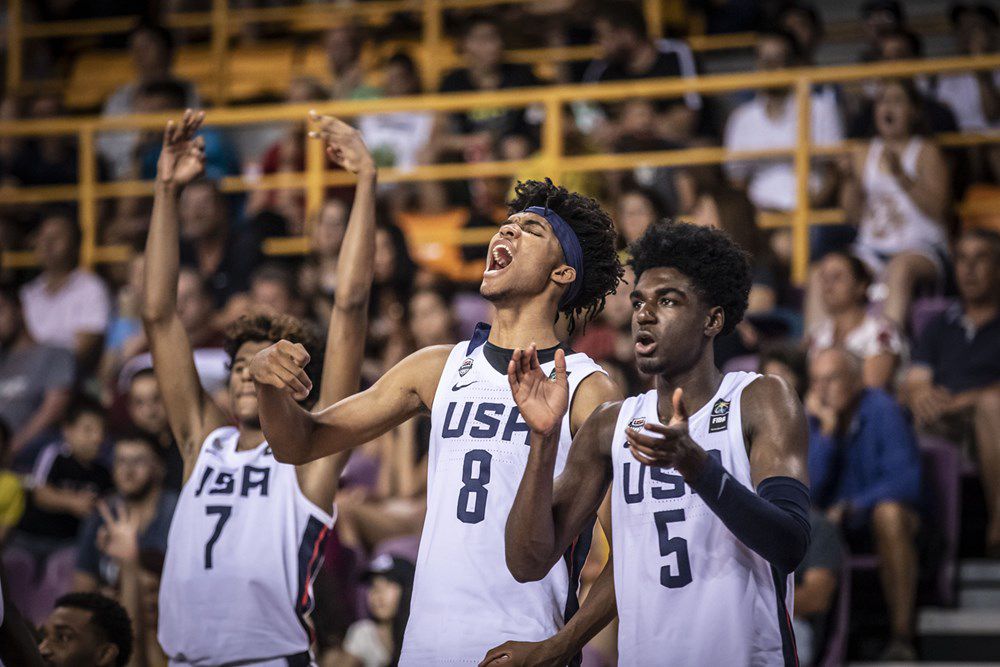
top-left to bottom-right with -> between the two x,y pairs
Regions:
159,427 -> 335,666
611,372 -> 797,666
399,331 -> 605,665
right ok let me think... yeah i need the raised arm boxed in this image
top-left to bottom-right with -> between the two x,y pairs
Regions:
141,110 -> 227,474
503,345 -> 618,582
295,113 -> 378,510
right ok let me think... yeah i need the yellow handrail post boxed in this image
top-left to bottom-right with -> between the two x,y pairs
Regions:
792,77 -> 812,286
211,0 -> 229,105
304,128 -> 325,238
422,0 -> 443,91
644,0 -> 663,40
542,97 -> 564,184
78,126 -> 98,269
6,0 -> 23,94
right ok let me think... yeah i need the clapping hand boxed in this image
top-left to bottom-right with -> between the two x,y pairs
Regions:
624,388 -> 708,479
507,344 -> 569,438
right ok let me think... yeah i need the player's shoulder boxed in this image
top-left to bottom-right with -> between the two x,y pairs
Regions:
743,373 -> 801,417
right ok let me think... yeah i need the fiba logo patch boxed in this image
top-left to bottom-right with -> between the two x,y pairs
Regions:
709,399 -> 730,433
458,358 -> 474,376
628,417 -> 646,429
547,369 -> 572,380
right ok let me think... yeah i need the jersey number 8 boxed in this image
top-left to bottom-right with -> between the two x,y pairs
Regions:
457,449 -> 492,524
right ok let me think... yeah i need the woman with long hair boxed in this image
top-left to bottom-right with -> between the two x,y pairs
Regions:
341,555 -> 415,667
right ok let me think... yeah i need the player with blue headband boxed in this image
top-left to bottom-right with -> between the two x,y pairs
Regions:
251,167 -> 625,665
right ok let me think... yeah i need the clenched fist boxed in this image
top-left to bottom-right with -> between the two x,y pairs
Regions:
249,340 -> 313,402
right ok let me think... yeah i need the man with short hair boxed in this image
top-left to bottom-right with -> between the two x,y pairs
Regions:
0,287 -> 75,458
73,433 -> 177,594
20,212 -> 111,375
38,592 -> 133,667
808,347 -> 921,661
902,229 -> 1000,554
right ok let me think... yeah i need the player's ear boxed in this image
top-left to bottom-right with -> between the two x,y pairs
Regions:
704,306 -> 725,337
550,265 -> 577,288
96,642 -> 119,667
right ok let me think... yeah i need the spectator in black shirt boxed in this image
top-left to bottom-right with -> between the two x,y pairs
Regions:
902,229 -> 1000,554
435,15 -> 541,160
12,398 -> 112,561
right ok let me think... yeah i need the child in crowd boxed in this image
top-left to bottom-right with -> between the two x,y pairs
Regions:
341,555 -> 415,667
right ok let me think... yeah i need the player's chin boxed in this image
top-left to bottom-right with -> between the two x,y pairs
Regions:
635,356 -> 666,376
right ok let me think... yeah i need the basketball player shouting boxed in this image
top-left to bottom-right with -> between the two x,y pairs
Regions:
143,110 -> 377,666
499,222 -> 811,666
250,179 -> 625,664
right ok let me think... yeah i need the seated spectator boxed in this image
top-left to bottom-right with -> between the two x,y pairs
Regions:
807,347 -> 921,661
435,14 -> 542,160
325,23 -> 379,101
407,282 -> 458,349
341,555 -> 414,667
38,592 -> 133,667
178,181 -> 262,307
98,22 -> 200,181
0,419 -> 26,543
616,184 -> 668,249
759,344 -> 809,398
935,4 -> 999,133
581,1 -> 699,144
0,286 -> 76,457
841,79 -> 950,327
778,2 -> 824,67
99,254 -> 147,395
792,511 -> 844,667
604,100 -> 683,210
846,29 -> 959,138
248,263 -> 304,319
299,199 -> 347,325
74,433 -> 177,594
20,211 -> 111,375
124,368 -> 183,492
136,83 -> 238,181
359,53 -> 433,172
858,0 -> 907,63
901,230 -> 1000,554
8,95 -> 96,186
806,251 -> 904,389
723,30 -> 843,212
11,398 -> 112,564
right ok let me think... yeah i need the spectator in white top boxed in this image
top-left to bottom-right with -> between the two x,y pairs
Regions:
840,79 -> 950,328
0,287 -> 76,459
359,53 -> 433,173
342,555 -> 414,667
20,211 -> 111,376
935,4 -> 999,132
723,29 -> 844,212
98,23 -> 200,181
806,251 -> 905,390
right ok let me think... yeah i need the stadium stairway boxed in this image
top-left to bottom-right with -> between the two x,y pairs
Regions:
912,560 -> 1000,662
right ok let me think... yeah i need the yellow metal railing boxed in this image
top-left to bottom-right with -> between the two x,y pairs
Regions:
1,54 -> 999,284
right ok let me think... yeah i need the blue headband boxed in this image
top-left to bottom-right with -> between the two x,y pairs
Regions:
524,206 -> 584,308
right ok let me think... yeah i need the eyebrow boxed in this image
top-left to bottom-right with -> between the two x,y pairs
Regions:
629,286 -> 687,300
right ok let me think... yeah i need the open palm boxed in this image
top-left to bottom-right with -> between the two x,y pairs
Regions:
157,109 -> 206,186
507,345 -> 569,437
308,110 -> 375,175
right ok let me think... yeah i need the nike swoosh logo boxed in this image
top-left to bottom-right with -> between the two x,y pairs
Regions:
718,472 -> 730,500
452,380 -> 478,391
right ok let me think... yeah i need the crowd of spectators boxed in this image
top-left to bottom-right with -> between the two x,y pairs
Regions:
1,0 -> 1000,665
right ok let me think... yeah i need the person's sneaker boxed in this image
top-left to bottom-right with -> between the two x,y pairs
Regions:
879,638 -> 917,662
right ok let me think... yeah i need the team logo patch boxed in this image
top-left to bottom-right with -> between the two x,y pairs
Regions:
547,369 -> 572,380
458,358 -> 474,376
709,399 -> 730,433
628,417 -> 646,429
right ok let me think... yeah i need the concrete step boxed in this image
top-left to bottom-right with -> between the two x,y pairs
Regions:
960,560 -> 1000,585
918,609 -> 1000,661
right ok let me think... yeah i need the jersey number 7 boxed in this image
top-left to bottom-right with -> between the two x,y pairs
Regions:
204,505 -> 232,569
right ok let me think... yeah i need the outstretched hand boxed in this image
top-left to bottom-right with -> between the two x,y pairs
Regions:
308,110 -> 375,176
97,501 -> 140,564
507,344 -> 568,437
624,388 -> 708,479
249,339 -> 314,402
157,109 -> 206,186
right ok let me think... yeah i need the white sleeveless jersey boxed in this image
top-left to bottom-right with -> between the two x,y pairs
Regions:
159,427 -> 335,666
399,333 -> 605,665
611,372 -> 797,667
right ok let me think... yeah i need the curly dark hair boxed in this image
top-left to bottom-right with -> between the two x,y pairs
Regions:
628,222 -> 751,337
55,592 -> 133,667
224,311 -> 323,404
507,178 -> 625,334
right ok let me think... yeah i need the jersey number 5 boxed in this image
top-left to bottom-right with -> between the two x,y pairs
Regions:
653,509 -> 692,588
457,449 -> 492,524
204,505 -> 232,569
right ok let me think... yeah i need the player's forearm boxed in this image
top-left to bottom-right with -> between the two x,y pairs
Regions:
142,181 -> 182,323
548,555 -> 617,661
119,560 -> 150,667
506,429 -> 562,582
256,384 -> 324,464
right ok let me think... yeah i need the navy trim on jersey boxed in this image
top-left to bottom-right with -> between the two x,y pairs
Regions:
770,566 -> 800,667
466,322 -> 492,355
561,516 -> 595,667
295,516 -> 330,644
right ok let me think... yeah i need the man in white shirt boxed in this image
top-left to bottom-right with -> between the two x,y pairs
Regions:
20,212 -> 110,375
724,29 -> 844,212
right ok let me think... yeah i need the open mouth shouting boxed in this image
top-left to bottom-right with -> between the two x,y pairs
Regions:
634,330 -> 657,356
485,239 -> 515,276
